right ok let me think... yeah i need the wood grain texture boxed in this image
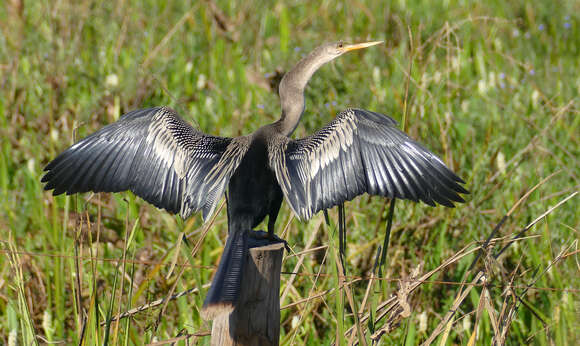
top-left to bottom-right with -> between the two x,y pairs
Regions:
211,242 -> 285,346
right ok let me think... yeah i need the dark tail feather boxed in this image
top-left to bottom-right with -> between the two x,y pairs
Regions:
201,230 -> 248,320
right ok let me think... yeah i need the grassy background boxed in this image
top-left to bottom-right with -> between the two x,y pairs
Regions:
1,0 -> 578,344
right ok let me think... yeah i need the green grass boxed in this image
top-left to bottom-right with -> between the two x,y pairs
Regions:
1,0 -> 578,344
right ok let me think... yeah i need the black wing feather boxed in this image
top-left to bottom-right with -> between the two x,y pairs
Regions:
271,108 -> 468,220
42,106 -> 245,219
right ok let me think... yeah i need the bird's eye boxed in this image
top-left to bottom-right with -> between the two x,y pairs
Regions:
337,41 -> 344,48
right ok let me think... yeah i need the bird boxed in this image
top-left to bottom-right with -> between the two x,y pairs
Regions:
41,41 -> 468,319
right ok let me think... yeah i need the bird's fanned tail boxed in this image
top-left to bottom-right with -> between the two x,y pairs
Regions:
201,229 -> 248,320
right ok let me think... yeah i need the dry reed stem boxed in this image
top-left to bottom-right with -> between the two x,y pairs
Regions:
144,330 -> 211,345
103,285 -> 210,325
280,217 -> 324,305
287,240 -> 331,345
334,251 -> 365,346
346,242 -> 483,343
346,184 -> 575,344
153,199 -> 225,331
422,192 -> 577,345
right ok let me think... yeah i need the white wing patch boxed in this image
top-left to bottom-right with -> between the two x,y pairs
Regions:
269,108 -> 466,220
270,109 -> 359,220
199,136 -> 251,220
146,108 -> 190,179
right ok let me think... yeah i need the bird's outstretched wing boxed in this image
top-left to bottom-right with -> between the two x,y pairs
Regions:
270,108 -> 468,220
42,106 -> 250,220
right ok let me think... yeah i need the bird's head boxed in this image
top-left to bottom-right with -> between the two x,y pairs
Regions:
312,40 -> 383,65
277,39 -> 383,136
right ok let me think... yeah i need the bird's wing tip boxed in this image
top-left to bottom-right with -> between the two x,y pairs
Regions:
201,302 -> 235,321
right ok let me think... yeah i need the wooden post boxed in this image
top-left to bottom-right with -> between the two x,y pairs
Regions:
211,242 -> 285,346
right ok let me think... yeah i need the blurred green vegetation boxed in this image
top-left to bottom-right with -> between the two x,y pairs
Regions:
0,0 -> 578,344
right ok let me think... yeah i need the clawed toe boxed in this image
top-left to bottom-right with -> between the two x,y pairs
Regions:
248,230 -> 290,252
267,234 -> 291,252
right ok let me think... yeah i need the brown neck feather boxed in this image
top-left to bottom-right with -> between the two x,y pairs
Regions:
276,47 -> 332,136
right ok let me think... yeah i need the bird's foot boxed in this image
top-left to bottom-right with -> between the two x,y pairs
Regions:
248,230 -> 290,252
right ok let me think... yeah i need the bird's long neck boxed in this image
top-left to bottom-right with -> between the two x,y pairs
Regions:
276,48 -> 329,136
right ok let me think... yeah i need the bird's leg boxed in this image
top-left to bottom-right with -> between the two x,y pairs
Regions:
267,196 -> 283,240
266,194 -> 289,251
247,193 -> 287,250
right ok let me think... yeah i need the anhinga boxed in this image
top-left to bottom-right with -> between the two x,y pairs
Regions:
42,41 -> 468,319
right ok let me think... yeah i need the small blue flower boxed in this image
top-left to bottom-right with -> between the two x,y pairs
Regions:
257,104 -> 265,109
499,72 -> 505,80
564,22 -> 571,29
564,16 -> 570,21
294,47 -> 302,52
525,32 -> 531,39
325,102 -> 330,108
264,72 -> 273,78
538,24 -> 545,31
499,81 -> 505,89
332,101 -> 337,106
529,69 -> 535,76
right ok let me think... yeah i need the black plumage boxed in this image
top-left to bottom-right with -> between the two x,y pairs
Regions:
271,108 -> 467,220
42,41 -> 468,319
43,107 -> 242,219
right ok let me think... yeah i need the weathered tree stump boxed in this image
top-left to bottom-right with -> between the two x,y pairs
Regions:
211,242 -> 285,346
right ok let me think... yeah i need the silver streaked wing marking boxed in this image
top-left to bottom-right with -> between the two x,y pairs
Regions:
42,106 -> 238,221
197,135 -> 251,220
270,108 -> 468,220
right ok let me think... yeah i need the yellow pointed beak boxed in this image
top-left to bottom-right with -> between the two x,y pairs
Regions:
340,40 -> 383,53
